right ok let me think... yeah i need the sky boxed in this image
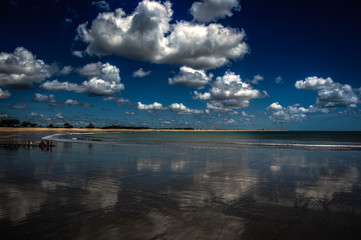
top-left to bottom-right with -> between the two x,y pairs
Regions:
0,0 -> 361,130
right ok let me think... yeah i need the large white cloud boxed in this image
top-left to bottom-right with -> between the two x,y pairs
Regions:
0,47 -> 52,89
190,0 -> 240,23
295,76 -> 359,108
41,62 -> 124,96
74,0 -> 248,69
168,66 -> 212,89
0,88 -> 11,99
194,71 -> 266,111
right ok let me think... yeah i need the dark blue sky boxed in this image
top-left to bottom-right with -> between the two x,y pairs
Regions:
1,0 -> 360,130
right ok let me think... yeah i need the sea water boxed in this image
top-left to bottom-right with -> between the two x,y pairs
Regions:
1,131 -> 361,239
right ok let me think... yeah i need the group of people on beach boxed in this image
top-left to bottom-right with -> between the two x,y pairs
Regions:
26,139 -> 53,150
39,140 -> 53,148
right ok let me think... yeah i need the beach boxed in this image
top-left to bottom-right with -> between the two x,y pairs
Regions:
1,129 -> 361,239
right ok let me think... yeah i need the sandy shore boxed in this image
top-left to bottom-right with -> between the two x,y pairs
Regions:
0,127 -> 285,133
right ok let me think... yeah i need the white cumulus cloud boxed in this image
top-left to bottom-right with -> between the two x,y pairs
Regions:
295,76 -> 359,108
194,71 -> 266,111
0,88 -> 11,99
33,93 -> 63,108
169,103 -> 203,114
65,99 -> 80,105
136,101 -> 164,111
74,0 -> 248,69
267,102 -> 328,123
168,66 -> 212,89
250,74 -> 264,85
0,47 -> 52,89
65,99 -> 92,107
41,62 -> 124,96
133,68 -> 152,78
190,0 -> 240,23
267,102 -> 283,111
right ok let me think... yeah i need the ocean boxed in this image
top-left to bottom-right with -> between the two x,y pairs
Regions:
1,131 -> 361,239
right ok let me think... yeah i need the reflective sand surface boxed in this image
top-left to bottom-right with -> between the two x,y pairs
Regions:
1,138 -> 361,239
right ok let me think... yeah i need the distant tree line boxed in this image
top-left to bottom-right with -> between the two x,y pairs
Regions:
1,119 -> 195,130
0,118 -> 75,129
101,124 -> 150,130
0,119 -> 37,127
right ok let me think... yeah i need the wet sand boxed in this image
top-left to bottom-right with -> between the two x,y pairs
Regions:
1,129 -> 361,239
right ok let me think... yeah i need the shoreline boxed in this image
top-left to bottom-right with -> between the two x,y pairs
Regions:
0,127 -> 288,133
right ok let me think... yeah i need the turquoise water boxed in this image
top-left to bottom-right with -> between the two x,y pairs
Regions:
1,131 -> 361,239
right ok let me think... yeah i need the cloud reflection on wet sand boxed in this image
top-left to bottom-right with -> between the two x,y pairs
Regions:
0,143 -> 361,239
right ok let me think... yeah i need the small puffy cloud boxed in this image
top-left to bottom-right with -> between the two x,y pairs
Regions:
42,63 -> 124,96
41,80 -> 85,93
59,66 -> 73,75
250,74 -> 264,85
136,102 -> 164,111
0,88 -> 11,99
0,47 -> 52,89
82,76 -> 124,96
194,71 -> 266,111
295,76 -> 359,108
33,93 -> 51,102
168,66 -> 212,89
9,104 -> 29,109
65,99 -> 80,105
240,111 -> 255,118
133,68 -> 152,78
267,102 -> 283,111
92,1 -> 110,11
275,76 -> 283,84
190,0 -> 240,23
33,93 -> 63,108
117,98 -> 132,106
295,76 -> 334,90
28,112 -> 39,117
102,96 -> 117,101
169,103 -> 203,114
225,118 -> 236,124
65,99 -> 92,107
55,113 -> 64,119
74,0 -> 248,69
72,50 -> 84,58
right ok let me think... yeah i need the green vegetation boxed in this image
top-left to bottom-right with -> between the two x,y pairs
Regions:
86,122 -> 95,128
102,124 -> 150,130
0,119 -> 20,127
63,122 -> 74,128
